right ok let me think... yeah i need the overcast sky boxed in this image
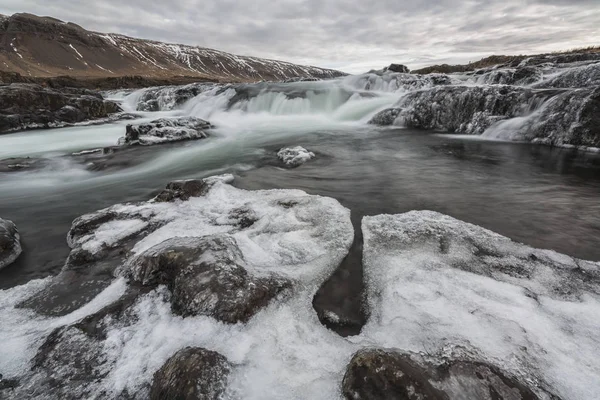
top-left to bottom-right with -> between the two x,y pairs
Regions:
1,1 -> 598,73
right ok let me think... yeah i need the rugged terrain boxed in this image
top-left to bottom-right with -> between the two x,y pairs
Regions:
0,13 -> 344,85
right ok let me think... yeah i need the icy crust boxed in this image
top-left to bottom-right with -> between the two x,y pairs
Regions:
0,218 -> 22,270
132,83 -> 217,112
118,117 -> 212,146
277,146 -> 315,167
361,211 -> 600,400
0,176 -> 354,399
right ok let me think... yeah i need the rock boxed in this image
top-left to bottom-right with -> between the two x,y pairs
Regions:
342,349 -> 545,400
277,146 -> 315,167
360,211 -> 600,400
150,347 -> 231,400
0,83 -> 122,133
368,108 -> 401,126
119,117 -> 212,146
153,179 -> 209,202
385,64 -> 410,73
127,235 -> 292,323
0,218 -> 22,270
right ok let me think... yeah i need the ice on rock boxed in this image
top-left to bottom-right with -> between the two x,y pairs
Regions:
360,211 -> 600,400
0,175 -> 354,399
118,117 -> 212,146
277,146 -> 315,167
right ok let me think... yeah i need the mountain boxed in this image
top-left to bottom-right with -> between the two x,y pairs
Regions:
0,13 -> 344,83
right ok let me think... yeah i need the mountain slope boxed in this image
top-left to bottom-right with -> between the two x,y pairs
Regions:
0,13 -> 344,83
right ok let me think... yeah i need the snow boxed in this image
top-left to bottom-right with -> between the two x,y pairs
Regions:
69,44 -> 84,59
77,219 -> 149,253
360,211 -> 600,400
277,146 -> 315,167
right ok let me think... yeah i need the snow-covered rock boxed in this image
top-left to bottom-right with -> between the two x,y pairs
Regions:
361,211 -> 600,400
0,218 -> 21,270
118,117 -> 212,146
277,146 -> 315,167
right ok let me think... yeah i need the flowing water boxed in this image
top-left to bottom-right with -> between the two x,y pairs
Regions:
1,77 -> 600,334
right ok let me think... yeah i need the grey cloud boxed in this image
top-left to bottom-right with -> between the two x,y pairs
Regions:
0,0 -> 598,73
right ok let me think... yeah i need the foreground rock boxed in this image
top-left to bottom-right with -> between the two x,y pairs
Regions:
277,146 -> 315,167
0,83 -> 121,133
361,211 -> 600,400
6,175 -> 353,399
150,347 -> 231,400
342,349 -> 544,400
119,117 -> 212,146
0,218 -> 21,270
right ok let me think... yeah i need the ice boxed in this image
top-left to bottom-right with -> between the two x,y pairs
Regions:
359,211 -> 600,400
277,146 -> 315,167
78,219 -> 148,253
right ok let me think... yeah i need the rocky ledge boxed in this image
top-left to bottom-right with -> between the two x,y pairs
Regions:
0,218 -> 21,270
0,83 -> 122,133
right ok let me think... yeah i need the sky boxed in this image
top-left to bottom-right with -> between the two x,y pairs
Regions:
1,0 -> 598,74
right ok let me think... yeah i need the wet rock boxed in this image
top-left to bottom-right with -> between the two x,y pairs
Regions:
154,179 -> 209,202
277,146 -> 315,167
385,64 -> 410,73
150,347 -> 231,400
342,349 -> 545,400
119,117 -> 212,146
127,235 -> 292,323
0,218 -> 22,270
0,83 -> 122,133
368,108 -> 401,126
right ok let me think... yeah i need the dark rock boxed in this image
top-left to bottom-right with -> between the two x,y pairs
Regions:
368,108 -> 401,126
0,218 -> 22,270
342,349 -> 547,400
0,83 -> 122,133
150,347 -> 231,400
119,117 -> 212,146
136,83 -> 215,112
127,235 -> 292,323
385,64 -> 410,73
154,179 -> 209,202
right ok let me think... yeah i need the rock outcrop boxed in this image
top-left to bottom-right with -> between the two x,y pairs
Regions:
119,117 -> 212,146
384,64 -> 410,73
150,347 -> 231,400
277,146 -> 315,167
368,108 -> 401,126
0,83 -> 122,133
0,218 -> 21,270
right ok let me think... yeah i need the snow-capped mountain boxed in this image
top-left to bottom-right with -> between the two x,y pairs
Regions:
0,13 -> 344,82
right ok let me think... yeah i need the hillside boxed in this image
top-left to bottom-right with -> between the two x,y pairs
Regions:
0,13 -> 344,84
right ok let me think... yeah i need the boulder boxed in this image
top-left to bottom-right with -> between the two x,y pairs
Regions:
150,347 -> 231,400
119,117 -> 212,146
368,108 -> 401,126
342,349 -> 544,400
127,235 -> 292,323
0,218 -> 22,270
277,146 -> 315,167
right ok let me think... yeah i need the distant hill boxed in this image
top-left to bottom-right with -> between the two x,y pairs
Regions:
0,13 -> 344,84
411,47 -> 600,75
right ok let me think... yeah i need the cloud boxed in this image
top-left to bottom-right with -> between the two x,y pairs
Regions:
1,0 -> 598,73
